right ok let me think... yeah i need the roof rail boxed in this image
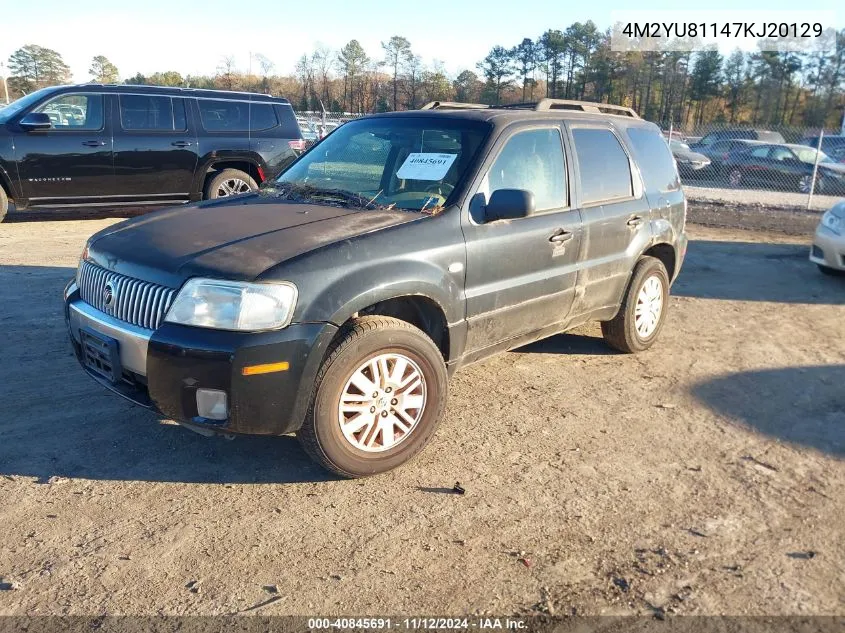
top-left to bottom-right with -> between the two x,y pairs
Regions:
533,99 -> 639,118
420,101 -> 490,110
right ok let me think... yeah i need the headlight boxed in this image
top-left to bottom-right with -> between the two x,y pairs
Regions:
165,278 -> 298,331
821,211 -> 842,235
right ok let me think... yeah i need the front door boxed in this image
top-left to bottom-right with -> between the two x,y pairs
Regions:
462,125 -> 582,354
112,94 -> 198,198
16,92 -> 115,202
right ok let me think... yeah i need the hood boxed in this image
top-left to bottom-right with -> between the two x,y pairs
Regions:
87,194 -> 422,286
819,162 -> 845,176
673,148 -> 710,162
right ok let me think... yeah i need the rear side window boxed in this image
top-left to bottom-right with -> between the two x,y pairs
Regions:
119,95 -> 186,131
198,99 -> 249,132
626,127 -> 679,192
572,128 -> 633,204
250,104 -> 277,131
274,104 -> 304,139
751,146 -> 770,158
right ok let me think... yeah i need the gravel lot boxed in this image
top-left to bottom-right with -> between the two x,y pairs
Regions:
683,180 -> 842,212
0,210 -> 843,618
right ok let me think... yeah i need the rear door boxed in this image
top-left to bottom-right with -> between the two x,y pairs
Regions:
112,93 -> 198,197
565,124 -> 652,313
461,124 -> 582,353
15,91 -> 115,202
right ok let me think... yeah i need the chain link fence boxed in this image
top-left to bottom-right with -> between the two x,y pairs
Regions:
655,121 -> 845,211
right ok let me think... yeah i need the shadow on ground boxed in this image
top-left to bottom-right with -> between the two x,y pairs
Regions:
515,332 -> 617,356
673,239 -> 844,304
691,365 -> 845,457
0,264 -> 334,485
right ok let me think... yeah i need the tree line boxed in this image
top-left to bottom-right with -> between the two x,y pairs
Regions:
4,25 -> 845,130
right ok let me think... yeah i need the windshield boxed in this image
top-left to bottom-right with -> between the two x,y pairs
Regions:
794,147 -> 833,164
670,140 -> 690,151
0,87 -> 57,123
270,117 -> 490,211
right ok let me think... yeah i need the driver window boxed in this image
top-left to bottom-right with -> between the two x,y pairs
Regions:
35,94 -> 104,131
479,128 -> 566,213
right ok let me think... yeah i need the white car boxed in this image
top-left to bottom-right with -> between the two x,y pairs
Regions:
810,201 -> 845,276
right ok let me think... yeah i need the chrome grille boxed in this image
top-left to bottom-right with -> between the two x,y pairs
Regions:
77,261 -> 176,330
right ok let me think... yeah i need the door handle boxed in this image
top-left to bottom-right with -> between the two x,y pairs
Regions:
171,141 -> 193,147
549,229 -> 574,244
82,140 -> 106,147
627,215 -> 644,227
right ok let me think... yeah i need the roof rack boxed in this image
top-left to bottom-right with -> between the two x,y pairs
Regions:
420,99 -> 638,118
420,101 -> 491,110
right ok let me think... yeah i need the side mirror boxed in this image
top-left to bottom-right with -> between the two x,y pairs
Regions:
484,189 -> 535,222
19,112 -> 53,131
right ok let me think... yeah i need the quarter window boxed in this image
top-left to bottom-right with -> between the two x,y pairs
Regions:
572,128 -> 633,204
119,95 -> 186,131
35,94 -> 103,131
250,104 -> 278,131
485,128 -> 566,211
627,127 -> 680,192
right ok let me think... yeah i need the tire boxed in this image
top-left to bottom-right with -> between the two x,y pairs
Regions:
0,185 -> 7,223
297,316 -> 449,478
601,256 -> 670,354
203,168 -> 258,200
818,264 -> 845,277
727,168 -> 743,188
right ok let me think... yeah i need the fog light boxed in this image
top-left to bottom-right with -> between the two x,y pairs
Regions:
196,389 -> 228,420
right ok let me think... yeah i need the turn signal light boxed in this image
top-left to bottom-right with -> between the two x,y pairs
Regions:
242,361 -> 290,376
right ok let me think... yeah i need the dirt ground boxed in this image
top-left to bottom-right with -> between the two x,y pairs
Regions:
0,208 -> 843,618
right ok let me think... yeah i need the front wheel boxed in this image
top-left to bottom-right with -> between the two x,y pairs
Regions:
0,186 -> 8,223
297,316 -> 448,478
204,168 -> 258,200
601,256 -> 670,353
727,168 -> 743,188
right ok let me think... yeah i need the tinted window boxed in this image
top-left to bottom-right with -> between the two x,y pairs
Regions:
769,147 -> 794,161
35,94 -> 103,130
485,128 -> 566,211
627,127 -> 679,192
120,95 -> 185,131
572,128 -> 633,204
275,104 -> 304,138
198,99 -> 249,132
250,104 -> 277,131
751,146 -> 770,158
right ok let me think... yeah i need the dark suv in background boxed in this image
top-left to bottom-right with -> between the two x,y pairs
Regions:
0,84 -> 304,221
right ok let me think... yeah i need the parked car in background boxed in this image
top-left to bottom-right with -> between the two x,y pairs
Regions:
696,139 -> 765,176
810,200 -> 845,276
63,98 -> 687,477
0,84 -> 305,222
689,128 -> 785,151
722,143 -> 845,194
799,135 -> 845,160
669,139 -> 710,177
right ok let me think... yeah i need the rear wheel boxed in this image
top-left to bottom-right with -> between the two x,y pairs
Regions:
297,316 -> 448,478
601,256 -> 670,354
204,168 -> 258,200
0,186 -> 7,223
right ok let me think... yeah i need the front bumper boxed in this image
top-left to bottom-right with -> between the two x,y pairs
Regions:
64,281 -> 338,436
809,224 -> 845,271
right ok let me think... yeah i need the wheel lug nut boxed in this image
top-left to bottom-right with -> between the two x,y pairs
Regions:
391,398 -> 398,405
370,406 -> 376,413
381,411 -> 388,417
385,387 -> 392,393
372,392 -> 379,398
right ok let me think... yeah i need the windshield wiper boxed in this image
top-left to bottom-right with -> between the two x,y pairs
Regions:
262,182 -> 389,210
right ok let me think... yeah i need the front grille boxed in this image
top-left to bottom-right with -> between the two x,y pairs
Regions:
77,261 -> 176,330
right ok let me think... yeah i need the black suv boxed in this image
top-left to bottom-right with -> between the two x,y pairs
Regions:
64,99 -> 688,477
0,84 -> 304,221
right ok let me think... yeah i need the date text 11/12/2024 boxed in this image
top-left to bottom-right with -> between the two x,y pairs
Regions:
307,617 -> 529,630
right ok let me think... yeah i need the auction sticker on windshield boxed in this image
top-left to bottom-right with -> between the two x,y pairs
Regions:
396,153 -> 458,180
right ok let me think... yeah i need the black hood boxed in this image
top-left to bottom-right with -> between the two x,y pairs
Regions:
86,194 -> 422,287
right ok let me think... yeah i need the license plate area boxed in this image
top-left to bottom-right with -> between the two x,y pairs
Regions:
80,327 -> 121,384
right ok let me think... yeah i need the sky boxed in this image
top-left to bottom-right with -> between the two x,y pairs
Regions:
0,0 -> 840,83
